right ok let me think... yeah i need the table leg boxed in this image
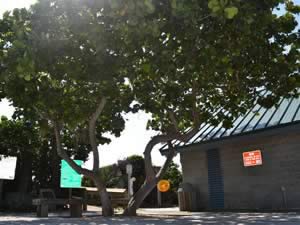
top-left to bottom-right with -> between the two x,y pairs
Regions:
70,203 -> 82,217
37,204 -> 48,217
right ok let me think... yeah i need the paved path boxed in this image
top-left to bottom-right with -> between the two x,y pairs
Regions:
1,208 -> 300,225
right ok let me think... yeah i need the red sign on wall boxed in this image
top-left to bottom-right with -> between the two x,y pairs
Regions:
243,150 -> 262,167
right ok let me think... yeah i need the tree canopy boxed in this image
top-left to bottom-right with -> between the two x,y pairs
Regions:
0,116 -> 39,157
122,0 -> 300,132
0,2 -> 132,136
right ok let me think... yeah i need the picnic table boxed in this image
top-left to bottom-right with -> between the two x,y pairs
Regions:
32,189 -> 83,217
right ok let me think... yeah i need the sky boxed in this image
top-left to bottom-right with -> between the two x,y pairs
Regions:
0,0 -> 37,17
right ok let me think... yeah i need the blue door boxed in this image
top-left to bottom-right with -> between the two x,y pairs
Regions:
207,149 -> 224,209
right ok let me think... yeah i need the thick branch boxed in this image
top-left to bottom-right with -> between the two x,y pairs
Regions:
156,148 -> 176,179
74,133 -> 79,152
174,125 -> 199,143
88,97 -> 107,172
144,135 -> 169,181
33,107 -> 50,120
144,126 -> 199,181
168,110 -> 179,133
53,121 -> 93,177
192,81 -> 200,125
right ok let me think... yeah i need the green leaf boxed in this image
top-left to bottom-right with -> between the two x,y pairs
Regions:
227,67 -> 233,76
24,74 -> 31,81
16,65 -> 24,73
219,0 -> 228,8
221,56 -> 229,64
170,0 -> 177,9
142,63 -> 151,73
208,0 -> 219,9
224,6 -> 238,19
144,0 -> 155,14
246,17 -> 254,24
110,0 -> 119,9
212,6 -> 221,13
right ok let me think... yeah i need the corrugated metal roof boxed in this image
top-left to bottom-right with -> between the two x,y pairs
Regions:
161,94 -> 300,150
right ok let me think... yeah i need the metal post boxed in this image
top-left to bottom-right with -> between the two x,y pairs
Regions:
281,186 -> 288,209
69,188 -> 72,200
128,174 -> 130,198
126,164 -> 133,198
157,188 -> 162,208
0,180 -> 3,201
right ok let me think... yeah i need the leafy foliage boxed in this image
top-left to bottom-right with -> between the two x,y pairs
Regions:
0,2 -> 133,143
162,162 -> 182,193
162,162 -> 182,206
114,0 -> 300,133
0,116 -> 39,157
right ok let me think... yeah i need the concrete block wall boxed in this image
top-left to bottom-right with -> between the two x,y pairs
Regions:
180,124 -> 300,210
180,150 -> 209,209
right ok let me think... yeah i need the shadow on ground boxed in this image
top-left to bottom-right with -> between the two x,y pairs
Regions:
1,212 -> 300,225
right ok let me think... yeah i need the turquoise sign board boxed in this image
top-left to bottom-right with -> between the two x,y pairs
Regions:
60,160 -> 83,188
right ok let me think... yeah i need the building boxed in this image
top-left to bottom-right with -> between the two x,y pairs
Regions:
163,95 -> 300,211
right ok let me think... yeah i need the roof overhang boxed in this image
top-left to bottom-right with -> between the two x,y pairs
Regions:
161,121 -> 300,155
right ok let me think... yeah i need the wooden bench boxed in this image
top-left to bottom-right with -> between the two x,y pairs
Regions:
32,189 -> 83,217
84,187 -> 129,208
111,197 -> 129,208
109,190 -> 129,208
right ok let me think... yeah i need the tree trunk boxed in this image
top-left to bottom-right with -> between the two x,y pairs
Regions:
53,121 -> 114,216
50,136 -> 60,194
123,125 -> 198,216
92,175 -> 113,216
123,178 -> 158,216
17,152 -> 33,193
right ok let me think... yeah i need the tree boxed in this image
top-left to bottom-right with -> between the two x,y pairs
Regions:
0,1 -> 134,216
0,116 -> 40,194
113,0 -> 300,215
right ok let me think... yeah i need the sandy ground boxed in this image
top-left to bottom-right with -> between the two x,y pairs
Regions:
1,207 -> 300,224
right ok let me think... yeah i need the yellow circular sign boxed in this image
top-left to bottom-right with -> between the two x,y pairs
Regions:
157,180 -> 170,192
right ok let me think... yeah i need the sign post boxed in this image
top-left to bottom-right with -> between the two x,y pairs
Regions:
0,180 -> 3,202
126,164 -> 134,198
157,180 -> 171,208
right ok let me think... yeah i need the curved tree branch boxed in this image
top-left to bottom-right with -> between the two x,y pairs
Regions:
88,97 -> 107,172
53,121 -> 93,177
168,110 -> 179,133
144,126 -> 199,180
192,81 -> 200,125
156,147 -> 176,179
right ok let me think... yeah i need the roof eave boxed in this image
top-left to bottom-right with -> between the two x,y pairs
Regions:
160,121 -> 300,155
